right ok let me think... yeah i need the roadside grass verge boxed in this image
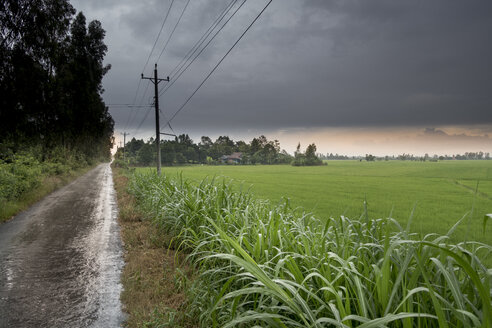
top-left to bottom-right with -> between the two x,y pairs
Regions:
0,165 -> 95,223
112,167 -> 197,328
129,170 -> 492,327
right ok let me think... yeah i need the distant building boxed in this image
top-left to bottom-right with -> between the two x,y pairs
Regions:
220,152 -> 243,164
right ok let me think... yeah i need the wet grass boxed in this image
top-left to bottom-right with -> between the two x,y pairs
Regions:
138,160 -> 492,245
112,167 -> 197,328
129,171 -> 492,327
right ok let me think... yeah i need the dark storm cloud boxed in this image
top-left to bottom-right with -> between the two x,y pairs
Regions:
70,0 -> 492,136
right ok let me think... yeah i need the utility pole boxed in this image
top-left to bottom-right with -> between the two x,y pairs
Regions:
142,64 -> 169,175
120,132 -> 129,162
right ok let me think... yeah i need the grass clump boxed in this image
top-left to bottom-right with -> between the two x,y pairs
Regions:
129,171 -> 491,328
112,168 -> 196,328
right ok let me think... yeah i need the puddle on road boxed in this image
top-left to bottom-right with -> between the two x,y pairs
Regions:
0,164 -> 125,327
81,165 -> 125,327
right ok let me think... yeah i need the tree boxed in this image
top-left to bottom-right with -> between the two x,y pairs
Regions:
0,2 -> 113,161
292,143 -> 322,166
126,138 -> 145,156
306,144 -> 317,159
137,143 -> 154,166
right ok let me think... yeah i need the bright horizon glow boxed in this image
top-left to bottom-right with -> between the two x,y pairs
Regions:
113,124 -> 492,157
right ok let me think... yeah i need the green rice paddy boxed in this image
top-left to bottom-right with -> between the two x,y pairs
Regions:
137,160 -> 492,244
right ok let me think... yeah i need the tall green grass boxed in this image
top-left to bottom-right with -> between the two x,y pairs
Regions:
129,171 -> 492,327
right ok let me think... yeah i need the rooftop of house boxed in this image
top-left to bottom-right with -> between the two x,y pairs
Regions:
221,152 -> 243,160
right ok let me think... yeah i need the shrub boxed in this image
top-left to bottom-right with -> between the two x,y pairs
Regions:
112,159 -> 129,169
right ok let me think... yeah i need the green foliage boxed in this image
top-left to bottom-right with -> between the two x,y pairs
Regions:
119,134 -> 292,166
112,159 -> 129,170
129,172 -> 492,327
144,161 -> 492,245
0,1 -> 114,161
0,146 -> 94,204
0,154 -> 41,201
292,143 -> 324,166
137,143 -> 154,166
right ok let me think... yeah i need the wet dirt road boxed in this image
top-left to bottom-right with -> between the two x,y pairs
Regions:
0,163 -> 124,327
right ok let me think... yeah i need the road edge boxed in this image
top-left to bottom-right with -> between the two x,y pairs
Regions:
111,166 -> 196,327
0,163 -> 102,224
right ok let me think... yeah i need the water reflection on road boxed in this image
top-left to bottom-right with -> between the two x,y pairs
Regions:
0,164 -> 125,327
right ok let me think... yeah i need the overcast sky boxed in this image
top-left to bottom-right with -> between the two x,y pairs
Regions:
70,0 -> 492,155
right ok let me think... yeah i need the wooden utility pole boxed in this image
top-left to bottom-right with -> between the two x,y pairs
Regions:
142,64 -> 169,175
120,132 -> 129,161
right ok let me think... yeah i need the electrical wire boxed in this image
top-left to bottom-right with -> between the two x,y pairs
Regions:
123,78 -> 143,130
141,0 -> 175,76
129,80 -> 152,136
167,0 -> 236,78
164,0 -> 273,126
122,0 -> 234,134
132,106 -> 153,137
123,0 -> 174,133
159,0 -> 246,97
156,0 -> 191,63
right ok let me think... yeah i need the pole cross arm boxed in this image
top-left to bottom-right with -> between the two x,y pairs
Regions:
156,76 -> 169,84
141,74 -> 170,84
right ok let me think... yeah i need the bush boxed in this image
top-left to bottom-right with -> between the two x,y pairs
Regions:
0,153 -> 42,201
112,159 -> 129,169
0,146 -> 93,203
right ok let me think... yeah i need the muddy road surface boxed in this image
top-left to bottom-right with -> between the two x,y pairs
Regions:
0,163 -> 124,327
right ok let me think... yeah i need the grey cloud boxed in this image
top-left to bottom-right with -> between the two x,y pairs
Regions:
70,0 -> 492,136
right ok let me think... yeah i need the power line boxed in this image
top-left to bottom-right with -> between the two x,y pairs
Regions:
165,0 -> 273,126
132,106 -> 153,137
124,78 -> 143,130
159,0 -> 246,97
126,0 -> 175,132
124,0 -> 174,132
126,80 -> 152,133
159,108 -> 177,136
167,0 -> 236,78
156,0 -> 191,63
141,0 -> 175,75
122,0 -> 235,134
130,79 -> 153,136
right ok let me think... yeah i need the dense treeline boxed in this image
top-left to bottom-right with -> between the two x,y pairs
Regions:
0,0 -> 114,161
115,134 -> 297,166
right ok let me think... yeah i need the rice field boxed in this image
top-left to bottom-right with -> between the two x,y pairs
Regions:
128,169 -> 492,327
137,160 -> 492,245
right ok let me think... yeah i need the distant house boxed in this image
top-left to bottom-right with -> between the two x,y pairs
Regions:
220,152 -> 243,164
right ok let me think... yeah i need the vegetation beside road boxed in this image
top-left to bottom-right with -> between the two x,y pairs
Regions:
112,167 -> 196,328
128,170 -> 491,327
1,0 -> 115,222
0,147 -> 102,223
